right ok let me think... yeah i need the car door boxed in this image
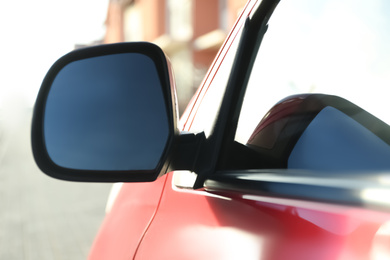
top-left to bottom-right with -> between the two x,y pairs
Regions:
134,0 -> 390,259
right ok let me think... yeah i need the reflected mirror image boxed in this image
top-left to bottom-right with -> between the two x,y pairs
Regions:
44,53 -> 169,171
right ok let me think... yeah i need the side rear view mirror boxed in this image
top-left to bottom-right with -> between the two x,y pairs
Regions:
32,42 -> 179,182
247,94 -> 390,171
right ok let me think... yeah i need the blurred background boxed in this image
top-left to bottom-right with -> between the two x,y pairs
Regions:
0,0 -> 246,259
91,0 -> 246,114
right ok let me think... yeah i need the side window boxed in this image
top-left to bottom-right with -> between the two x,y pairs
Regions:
188,27 -> 243,136
234,0 -> 390,171
186,0 -> 262,136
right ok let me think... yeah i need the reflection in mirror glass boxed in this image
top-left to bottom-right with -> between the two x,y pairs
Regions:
236,0 -> 390,144
44,53 -> 169,171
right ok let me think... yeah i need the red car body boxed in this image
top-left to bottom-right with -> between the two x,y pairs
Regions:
87,1 -> 390,259
90,172 -> 390,260
31,0 -> 390,259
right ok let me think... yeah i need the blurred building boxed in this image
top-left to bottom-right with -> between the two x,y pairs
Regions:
104,0 -> 246,114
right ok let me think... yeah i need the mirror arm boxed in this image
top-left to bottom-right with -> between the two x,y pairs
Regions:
169,132 -> 206,172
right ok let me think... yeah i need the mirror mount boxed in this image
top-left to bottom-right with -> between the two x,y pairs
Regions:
169,132 -> 206,173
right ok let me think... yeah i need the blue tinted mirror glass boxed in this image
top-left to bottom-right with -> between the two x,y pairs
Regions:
44,53 -> 169,171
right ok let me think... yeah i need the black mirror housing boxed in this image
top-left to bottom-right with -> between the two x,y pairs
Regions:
32,42 -> 179,182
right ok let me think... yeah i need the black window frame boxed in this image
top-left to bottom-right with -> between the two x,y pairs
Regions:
192,0 -> 281,188
193,0 -> 390,211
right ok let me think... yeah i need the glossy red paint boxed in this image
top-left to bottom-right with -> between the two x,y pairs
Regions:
135,172 -> 390,260
135,172 -> 278,260
88,175 -> 167,260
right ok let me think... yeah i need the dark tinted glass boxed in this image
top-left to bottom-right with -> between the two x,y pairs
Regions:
44,53 -> 169,171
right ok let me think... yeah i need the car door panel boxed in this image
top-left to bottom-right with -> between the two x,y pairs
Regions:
135,172 -> 390,260
134,172 -> 280,260
88,175 -> 167,260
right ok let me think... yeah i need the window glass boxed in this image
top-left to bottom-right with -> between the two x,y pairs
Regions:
189,27 -> 243,136
234,0 -> 390,171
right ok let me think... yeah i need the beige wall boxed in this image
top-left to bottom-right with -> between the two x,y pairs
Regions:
104,1 -> 125,43
140,0 -> 166,41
